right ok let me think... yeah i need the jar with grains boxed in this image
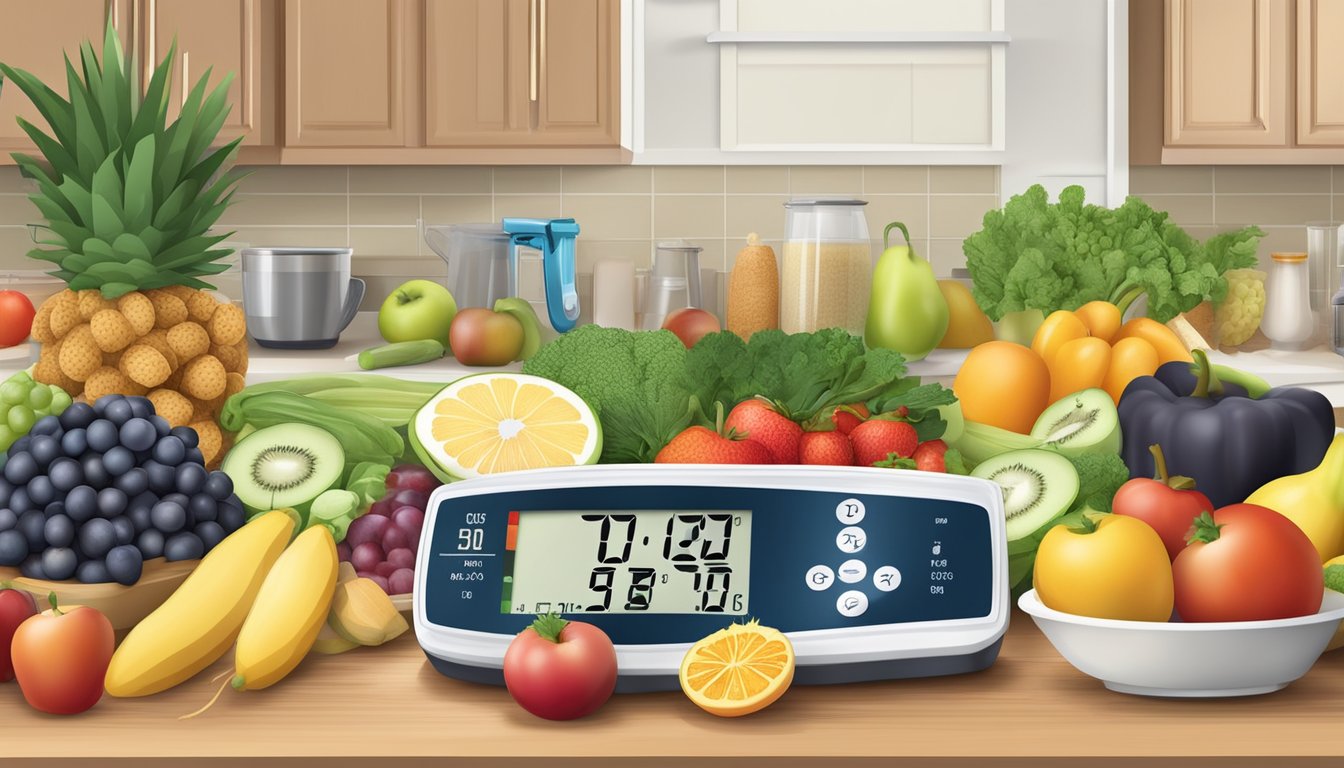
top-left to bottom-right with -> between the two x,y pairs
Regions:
780,199 -> 872,335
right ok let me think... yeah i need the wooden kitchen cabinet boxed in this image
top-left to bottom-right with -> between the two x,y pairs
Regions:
1297,0 -> 1344,145
0,0 -> 131,153
424,0 -> 620,147
285,0 -> 407,147
144,0 -> 277,147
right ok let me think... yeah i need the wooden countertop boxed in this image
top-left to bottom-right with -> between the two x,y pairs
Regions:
3,611 -> 1342,767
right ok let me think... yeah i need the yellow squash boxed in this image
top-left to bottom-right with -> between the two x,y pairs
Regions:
104,511 -> 296,697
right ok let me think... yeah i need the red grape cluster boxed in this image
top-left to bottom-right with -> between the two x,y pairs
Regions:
336,465 -> 435,595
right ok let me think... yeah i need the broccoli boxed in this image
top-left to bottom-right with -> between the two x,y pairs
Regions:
1068,451 -> 1131,514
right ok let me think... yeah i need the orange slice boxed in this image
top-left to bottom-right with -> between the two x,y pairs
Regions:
679,619 -> 795,717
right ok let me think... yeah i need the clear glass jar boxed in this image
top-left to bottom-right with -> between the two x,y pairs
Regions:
1261,252 -> 1315,350
780,199 -> 871,335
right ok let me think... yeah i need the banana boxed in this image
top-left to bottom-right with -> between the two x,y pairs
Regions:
105,511 -> 296,698
231,525 -> 338,691
494,296 -> 543,361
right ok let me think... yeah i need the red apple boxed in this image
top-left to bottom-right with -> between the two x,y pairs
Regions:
11,595 -> 114,715
1112,444 -> 1214,561
0,586 -> 38,682
449,308 -> 525,366
0,290 -> 36,348
661,307 -> 720,348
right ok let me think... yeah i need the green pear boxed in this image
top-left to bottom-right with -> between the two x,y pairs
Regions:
864,221 -> 949,360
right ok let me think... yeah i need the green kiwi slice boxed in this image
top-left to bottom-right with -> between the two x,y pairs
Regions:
1030,388 -> 1121,458
221,423 -> 345,515
972,449 -> 1080,541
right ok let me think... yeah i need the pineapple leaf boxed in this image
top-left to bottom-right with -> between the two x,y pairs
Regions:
86,260 -> 159,285
90,156 -> 124,217
136,226 -> 166,257
190,259 -> 233,276
27,195 -> 73,228
41,220 -> 87,250
13,122 -> 78,180
156,234 -> 228,270
184,138 -> 243,190
14,153 -> 61,191
0,64 -> 76,148
59,251 -> 103,273
75,43 -> 111,154
81,237 -> 118,264
152,179 -> 200,230
98,282 -> 139,298
90,194 -> 126,243
57,176 -> 93,228
184,71 -> 234,162
126,40 -> 175,175
123,134 -> 156,232
111,233 -> 153,263
27,248 -> 66,266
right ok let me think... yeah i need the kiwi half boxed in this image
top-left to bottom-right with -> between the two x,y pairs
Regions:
222,423 -> 345,515
1029,388 -> 1121,458
972,449 -> 1079,541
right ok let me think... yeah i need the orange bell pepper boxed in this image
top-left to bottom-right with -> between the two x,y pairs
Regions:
1031,303 -> 1192,405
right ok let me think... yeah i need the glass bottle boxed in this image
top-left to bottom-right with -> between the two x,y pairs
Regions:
1261,252 -> 1315,350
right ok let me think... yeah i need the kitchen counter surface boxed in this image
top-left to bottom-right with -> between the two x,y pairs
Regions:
2,611 -> 1342,767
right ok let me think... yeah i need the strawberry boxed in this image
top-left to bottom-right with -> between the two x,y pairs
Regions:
655,426 -> 774,464
830,402 -> 871,435
725,399 -> 802,464
912,443 -> 947,473
799,431 -> 854,466
849,419 -> 918,467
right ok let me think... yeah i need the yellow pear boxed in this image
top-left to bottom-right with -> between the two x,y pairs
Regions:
936,280 -> 995,348
1245,434 -> 1344,563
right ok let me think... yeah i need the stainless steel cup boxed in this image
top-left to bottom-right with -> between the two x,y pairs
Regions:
241,247 -> 366,349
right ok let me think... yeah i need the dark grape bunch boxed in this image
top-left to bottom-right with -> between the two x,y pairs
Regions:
337,464 -> 435,596
0,394 -> 247,586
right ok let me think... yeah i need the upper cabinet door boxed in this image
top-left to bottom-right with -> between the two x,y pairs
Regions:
0,0 -> 130,153
147,0 -> 275,146
424,0 -> 531,146
1297,0 -> 1344,146
535,0 -> 619,145
285,0 -> 405,147
1166,0 -> 1291,146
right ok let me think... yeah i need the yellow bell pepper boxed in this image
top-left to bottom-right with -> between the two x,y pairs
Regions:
1032,301 -> 1192,404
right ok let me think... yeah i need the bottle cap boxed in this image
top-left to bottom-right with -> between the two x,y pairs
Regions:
1271,252 -> 1308,263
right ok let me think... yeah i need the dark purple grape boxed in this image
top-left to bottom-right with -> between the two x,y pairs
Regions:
111,515 -> 135,546
161,492 -> 189,509
137,528 -> 165,559
102,445 -> 135,476
65,485 -> 98,524
92,394 -> 123,415
18,511 -> 45,551
43,500 -> 65,519
151,500 -> 187,533
19,554 -> 45,579
164,532 -> 204,562
144,460 -> 175,494
41,547 -> 77,581
189,494 -> 217,523
195,521 -> 226,552
119,418 -> 156,452
59,428 -> 87,458
350,542 -> 382,572
105,545 -> 143,585
9,436 -> 30,455
103,398 -> 134,426
79,518 -> 116,559
347,515 -> 390,548
97,487 -> 128,519
0,530 -> 28,566
390,488 -> 428,511
381,525 -> 410,553
0,477 -> 11,508
3,452 -> 38,485
152,436 -> 186,466
170,426 -> 199,450
25,475 -> 55,507
28,434 -> 61,468
361,573 -> 390,593
59,402 -> 95,429
76,559 -> 113,584
204,471 -> 233,500
184,448 -> 204,466
149,415 -> 170,437
80,453 -> 110,489
48,457 -> 83,492
7,487 -> 31,514
386,465 -> 438,495
114,467 -> 150,497
0,509 -> 16,532
29,414 -> 62,437
43,514 -> 75,549
126,397 -> 153,420
86,419 -> 118,452
336,540 -> 352,561
175,463 -> 208,496
218,502 -> 245,533
386,548 -> 415,569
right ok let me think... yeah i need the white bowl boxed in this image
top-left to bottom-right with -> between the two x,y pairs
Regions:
1018,588 -> 1344,697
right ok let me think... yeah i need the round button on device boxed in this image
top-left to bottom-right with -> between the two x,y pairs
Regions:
835,498 -> 866,524
837,559 -> 867,584
836,526 -> 866,553
873,566 -> 901,592
805,565 -> 835,591
836,590 -> 869,617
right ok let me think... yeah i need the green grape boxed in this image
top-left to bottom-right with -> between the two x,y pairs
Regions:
49,387 -> 72,413
27,383 -> 52,411
0,424 -> 13,451
0,380 -> 27,406
7,404 -> 35,434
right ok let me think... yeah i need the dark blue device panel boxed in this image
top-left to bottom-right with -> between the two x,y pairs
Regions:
423,485 -> 992,643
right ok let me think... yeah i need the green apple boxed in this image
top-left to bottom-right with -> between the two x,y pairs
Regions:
378,280 -> 457,344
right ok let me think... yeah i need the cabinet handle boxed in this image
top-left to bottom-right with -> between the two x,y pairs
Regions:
181,50 -> 189,108
145,0 -> 156,90
539,0 -> 547,105
530,0 -> 539,103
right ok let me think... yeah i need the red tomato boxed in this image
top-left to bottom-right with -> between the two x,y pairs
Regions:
1173,504 -> 1324,622
11,597 -> 114,715
0,290 -> 36,348
1112,481 -> 1213,562
0,587 -> 38,682
503,614 -> 617,720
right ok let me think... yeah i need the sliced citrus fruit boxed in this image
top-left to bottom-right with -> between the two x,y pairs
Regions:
679,619 -> 795,717
411,372 -> 601,481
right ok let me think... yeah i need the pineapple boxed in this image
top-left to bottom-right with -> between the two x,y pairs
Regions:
1,24 -> 245,466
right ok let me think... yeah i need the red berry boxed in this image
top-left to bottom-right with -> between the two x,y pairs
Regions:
917,439 -> 949,456
799,431 -> 854,466
655,426 -> 774,465
725,400 -> 802,464
830,403 -> 870,435
849,419 -> 919,467
912,443 -> 947,473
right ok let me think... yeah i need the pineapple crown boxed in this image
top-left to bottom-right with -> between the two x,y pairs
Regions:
0,22 -> 244,299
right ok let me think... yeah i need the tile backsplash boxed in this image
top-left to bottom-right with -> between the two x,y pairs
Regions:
0,164 -> 1000,314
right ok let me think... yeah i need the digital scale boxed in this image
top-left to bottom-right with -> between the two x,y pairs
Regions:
413,465 -> 1009,692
